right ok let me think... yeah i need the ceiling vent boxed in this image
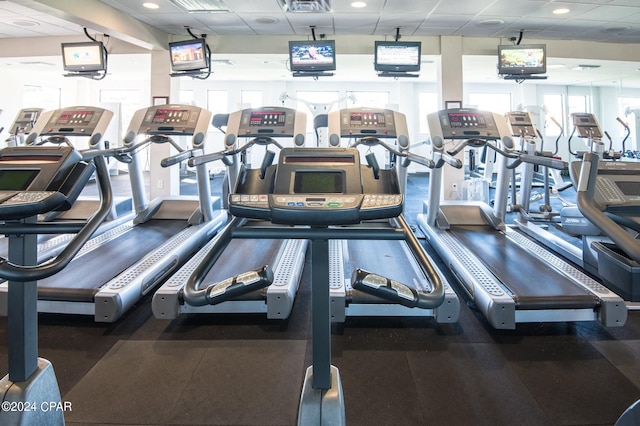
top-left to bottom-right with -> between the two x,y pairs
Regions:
170,0 -> 230,13
278,0 -> 332,13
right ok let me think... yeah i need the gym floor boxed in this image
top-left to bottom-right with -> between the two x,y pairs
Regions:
1,172 -> 639,425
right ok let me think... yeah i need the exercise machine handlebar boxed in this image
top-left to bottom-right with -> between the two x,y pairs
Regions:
0,154 -> 113,282
577,152 -> 640,264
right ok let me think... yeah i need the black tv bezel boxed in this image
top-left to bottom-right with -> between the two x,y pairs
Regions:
288,40 -> 336,73
169,38 -> 210,73
61,41 -> 107,73
374,41 -> 422,73
498,44 -> 547,76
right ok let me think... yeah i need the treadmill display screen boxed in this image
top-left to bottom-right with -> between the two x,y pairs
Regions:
152,109 -> 191,124
448,112 -> 487,128
293,171 -> 343,193
249,111 -> 287,127
285,155 -> 355,164
349,112 -> 386,128
0,169 -> 38,190
56,110 -> 95,125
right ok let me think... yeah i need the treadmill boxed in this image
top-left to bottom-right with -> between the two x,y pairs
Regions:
0,104 -> 227,322
0,107 -> 133,268
417,108 -> 626,329
205,143 -> 446,424
4,107 -> 42,147
573,152 -> 640,303
325,108 -> 459,323
152,107 -> 308,320
0,139 -> 113,426
513,112 -> 612,276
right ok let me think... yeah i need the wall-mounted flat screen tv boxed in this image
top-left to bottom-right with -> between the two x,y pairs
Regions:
289,40 -> 336,73
498,44 -> 546,75
374,41 -> 421,73
169,38 -> 209,72
61,41 -> 106,72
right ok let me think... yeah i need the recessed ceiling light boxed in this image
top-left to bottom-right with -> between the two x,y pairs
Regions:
11,20 -> 39,27
603,26 -> 630,32
478,19 -> 504,26
553,8 -> 570,15
143,2 -> 159,9
255,16 -> 279,24
351,1 -> 367,8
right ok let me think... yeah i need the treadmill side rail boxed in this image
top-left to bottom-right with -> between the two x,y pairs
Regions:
94,213 -> 226,322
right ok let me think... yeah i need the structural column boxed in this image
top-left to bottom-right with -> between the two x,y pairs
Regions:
149,49 -> 179,199
438,36 -> 465,200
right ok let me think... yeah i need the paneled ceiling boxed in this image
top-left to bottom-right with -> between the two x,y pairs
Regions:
0,0 -> 639,42
1,0 -> 640,86
88,0 -> 640,42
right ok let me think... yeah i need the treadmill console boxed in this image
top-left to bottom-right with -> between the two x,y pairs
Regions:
328,108 -> 409,147
126,104 -> 212,147
8,108 -> 42,136
0,146 -> 93,219
506,111 -> 537,138
571,160 -> 640,209
427,108 -> 510,141
30,106 -> 113,140
225,107 -> 306,147
572,113 -> 603,139
229,147 -> 402,225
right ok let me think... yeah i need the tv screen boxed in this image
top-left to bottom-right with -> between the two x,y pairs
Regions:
498,44 -> 546,75
169,38 -> 209,72
61,41 -> 106,72
374,41 -> 421,73
289,40 -> 336,73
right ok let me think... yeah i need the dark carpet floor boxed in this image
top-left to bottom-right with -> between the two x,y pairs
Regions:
1,171 -> 639,425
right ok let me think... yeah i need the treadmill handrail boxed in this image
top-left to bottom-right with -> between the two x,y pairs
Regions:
82,134 -> 184,164
183,216 -> 248,306
0,154 -> 113,282
351,136 -> 437,169
188,136 -> 284,167
509,153 -> 567,170
576,152 -> 640,264
445,136 -> 566,171
230,218 -> 446,309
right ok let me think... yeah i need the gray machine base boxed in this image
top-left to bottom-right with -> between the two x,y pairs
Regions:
297,365 -> 345,426
0,358 -> 65,425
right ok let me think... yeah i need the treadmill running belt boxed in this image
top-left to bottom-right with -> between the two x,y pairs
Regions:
450,225 -> 597,310
346,239 -> 430,290
37,219 -> 186,302
199,238 -> 285,301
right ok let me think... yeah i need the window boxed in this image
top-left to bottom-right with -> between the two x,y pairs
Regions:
619,97 -> 640,153
23,85 -> 60,111
418,92 -> 439,134
347,91 -> 390,109
207,90 -> 229,115
542,94 -> 564,137
178,90 -> 194,105
468,93 -> 511,115
240,90 -> 262,108
568,95 -> 587,116
99,90 -> 142,145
